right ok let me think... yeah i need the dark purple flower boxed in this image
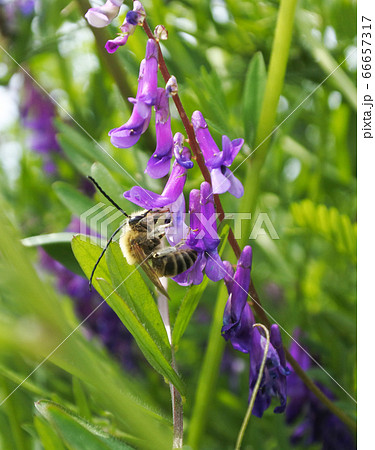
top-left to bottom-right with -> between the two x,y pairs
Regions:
173,132 -> 194,170
109,39 -> 158,148
191,111 -> 244,198
105,34 -> 130,54
103,1 -> 146,52
173,182 -> 226,285
144,88 -> 173,179
249,324 -> 288,417
85,0 -> 123,28
286,331 -> 355,449
221,247 -> 288,417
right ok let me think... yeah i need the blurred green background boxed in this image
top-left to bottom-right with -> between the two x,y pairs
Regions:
0,0 -> 356,449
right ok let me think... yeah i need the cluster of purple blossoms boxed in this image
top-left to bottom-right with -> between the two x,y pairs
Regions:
85,1 -> 287,418
85,0 -> 146,54
20,77 -> 60,174
40,218 -> 138,371
286,331 -> 355,448
221,247 -> 288,416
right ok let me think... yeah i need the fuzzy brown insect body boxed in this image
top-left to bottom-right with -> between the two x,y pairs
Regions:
119,208 -> 197,297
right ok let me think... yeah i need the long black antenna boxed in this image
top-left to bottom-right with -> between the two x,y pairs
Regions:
89,223 -> 124,291
88,176 -> 129,217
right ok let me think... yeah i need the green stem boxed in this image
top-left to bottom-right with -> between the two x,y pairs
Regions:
285,349 -> 357,432
240,0 -> 298,244
296,13 -> 357,110
235,324 -> 270,450
158,285 -> 183,448
0,378 -> 28,450
187,282 -> 228,449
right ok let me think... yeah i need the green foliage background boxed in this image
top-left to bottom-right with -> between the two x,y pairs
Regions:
0,0 -> 356,449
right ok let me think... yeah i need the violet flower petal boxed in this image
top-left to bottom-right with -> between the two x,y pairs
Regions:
173,132 -> 194,169
109,40 -> 158,148
85,0 -> 123,28
225,168 -> 244,198
105,34 -> 129,53
124,161 -> 187,209
145,89 -> 173,178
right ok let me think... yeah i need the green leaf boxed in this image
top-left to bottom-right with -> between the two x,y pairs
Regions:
172,225 -> 230,347
56,122 -> 123,176
71,234 -> 111,298
22,232 -> 84,276
0,364 -> 46,398
243,52 -> 267,145
72,235 -> 184,394
53,181 -> 96,217
34,415 -> 66,450
72,377 -> 92,421
97,278 -> 185,394
35,400 -> 135,450
172,276 -> 210,348
291,200 -> 357,262
91,162 -> 136,202
106,243 -> 171,357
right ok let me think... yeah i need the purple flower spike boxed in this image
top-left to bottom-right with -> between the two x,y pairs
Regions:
222,246 -> 252,340
221,246 -> 287,417
109,39 -> 158,148
85,0 -> 123,28
145,89 -> 173,179
173,133 -> 194,170
192,111 -> 244,198
124,160 -> 187,209
104,1 -> 146,52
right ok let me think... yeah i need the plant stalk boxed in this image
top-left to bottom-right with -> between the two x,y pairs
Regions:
187,282 -> 228,448
158,281 -> 183,448
235,324 -> 270,450
240,0 -> 299,244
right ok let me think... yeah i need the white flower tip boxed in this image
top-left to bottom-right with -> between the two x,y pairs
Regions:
154,25 -> 168,41
166,75 -> 178,96
85,10 -> 111,28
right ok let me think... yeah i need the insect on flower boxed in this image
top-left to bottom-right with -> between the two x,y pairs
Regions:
87,177 -> 197,298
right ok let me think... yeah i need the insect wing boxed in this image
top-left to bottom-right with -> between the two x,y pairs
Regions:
133,242 -> 170,299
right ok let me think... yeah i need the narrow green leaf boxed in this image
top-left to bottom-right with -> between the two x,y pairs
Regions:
56,122 -> 122,176
72,377 -> 92,421
71,234 -> 111,298
72,235 -> 184,393
91,162 -> 136,203
34,416 -> 66,450
0,364 -> 46,398
35,400 -> 135,450
172,277 -> 210,348
53,181 -> 96,217
22,232 -> 84,276
243,52 -> 267,145
97,278 -> 185,394
106,243 -> 171,357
